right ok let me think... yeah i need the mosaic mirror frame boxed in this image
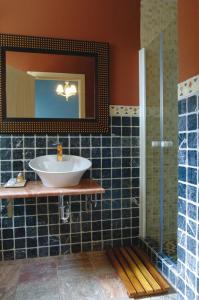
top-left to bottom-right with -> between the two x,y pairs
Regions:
0,33 -> 109,133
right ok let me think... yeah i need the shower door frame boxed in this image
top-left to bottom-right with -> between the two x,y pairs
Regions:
139,33 -> 164,253
139,47 -> 146,238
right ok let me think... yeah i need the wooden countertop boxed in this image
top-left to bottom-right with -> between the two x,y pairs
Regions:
0,179 -> 105,199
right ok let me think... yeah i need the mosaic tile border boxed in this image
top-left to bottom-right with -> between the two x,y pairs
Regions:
109,105 -> 139,117
178,74 -> 199,99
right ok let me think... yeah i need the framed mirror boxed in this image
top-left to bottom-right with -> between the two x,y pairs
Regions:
0,34 -> 109,133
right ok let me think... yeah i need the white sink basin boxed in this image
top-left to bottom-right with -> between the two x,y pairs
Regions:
29,155 -> 92,188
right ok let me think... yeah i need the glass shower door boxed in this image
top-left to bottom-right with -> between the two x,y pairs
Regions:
162,24 -> 178,259
145,34 -> 161,251
143,29 -> 178,259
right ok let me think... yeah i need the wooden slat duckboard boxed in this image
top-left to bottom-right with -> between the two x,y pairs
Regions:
107,246 -> 170,298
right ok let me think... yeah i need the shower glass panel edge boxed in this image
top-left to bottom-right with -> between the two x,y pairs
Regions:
159,32 -> 164,254
139,48 -> 146,239
139,33 -> 162,253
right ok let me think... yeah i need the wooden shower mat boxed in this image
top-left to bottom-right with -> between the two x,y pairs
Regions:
107,247 -> 170,298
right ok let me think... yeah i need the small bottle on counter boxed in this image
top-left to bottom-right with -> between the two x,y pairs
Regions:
16,172 -> 24,183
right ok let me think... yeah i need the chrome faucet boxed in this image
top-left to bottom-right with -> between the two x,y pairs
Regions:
56,143 -> 63,161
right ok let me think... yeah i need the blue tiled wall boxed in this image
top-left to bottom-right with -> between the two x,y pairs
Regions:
177,94 -> 199,300
140,93 -> 199,300
0,116 -> 140,260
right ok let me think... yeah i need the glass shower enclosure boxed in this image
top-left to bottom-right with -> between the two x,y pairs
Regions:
139,28 -> 178,260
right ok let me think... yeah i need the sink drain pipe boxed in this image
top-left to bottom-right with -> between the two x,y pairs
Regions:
59,194 -> 99,223
59,195 -> 70,223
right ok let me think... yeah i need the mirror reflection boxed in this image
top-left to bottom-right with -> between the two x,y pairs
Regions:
6,51 -> 95,119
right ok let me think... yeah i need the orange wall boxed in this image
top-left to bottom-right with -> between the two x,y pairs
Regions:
178,0 -> 199,82
0,0 -> 140,105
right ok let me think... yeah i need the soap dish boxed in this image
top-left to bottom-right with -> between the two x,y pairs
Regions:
4,178 -> 27,188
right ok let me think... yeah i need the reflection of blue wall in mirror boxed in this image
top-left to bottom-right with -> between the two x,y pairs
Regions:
35,80 -> 79,118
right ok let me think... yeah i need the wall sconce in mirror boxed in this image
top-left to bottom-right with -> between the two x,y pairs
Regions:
0,33 -> 109,133
56,81 -> 77,100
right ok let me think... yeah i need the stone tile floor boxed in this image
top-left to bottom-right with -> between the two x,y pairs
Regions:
0,251 -> 177,300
